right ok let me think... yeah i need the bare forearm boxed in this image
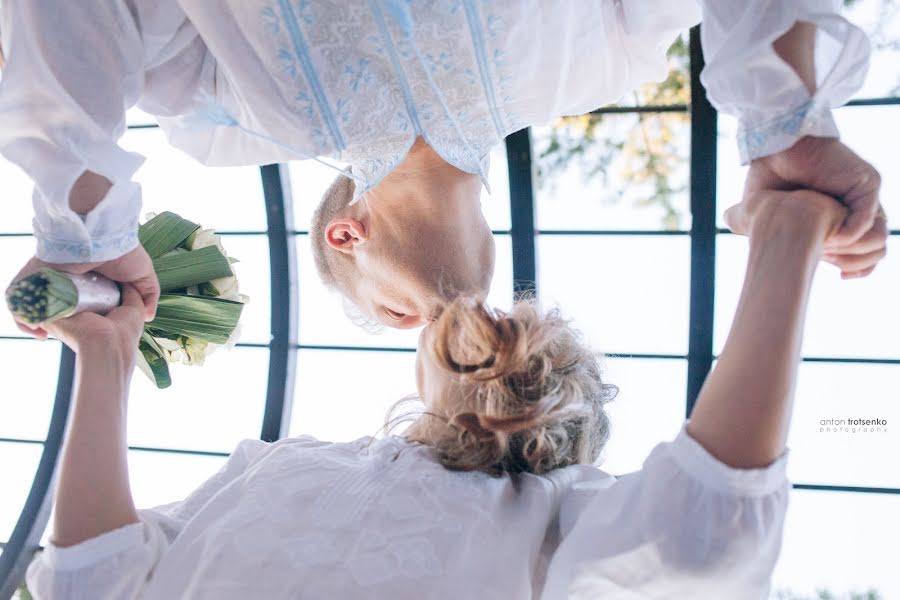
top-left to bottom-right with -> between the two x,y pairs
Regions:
686,223 -> 822,468
773,21 -> 817,95
52,346 -> 138,547
69,171 -> 112,215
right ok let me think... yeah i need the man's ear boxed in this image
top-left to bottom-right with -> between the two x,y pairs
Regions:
325,218 -> 368,254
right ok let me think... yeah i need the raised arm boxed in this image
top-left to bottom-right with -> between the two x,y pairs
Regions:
686,190 -> 851,468
41,286 -> 148,547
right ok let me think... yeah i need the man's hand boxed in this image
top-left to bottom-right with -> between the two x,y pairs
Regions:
744,136 -> 888,279
7,245 -> 160,340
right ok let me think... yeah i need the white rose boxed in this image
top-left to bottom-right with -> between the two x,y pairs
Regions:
155,337 -> 185,364
189,228 -> 226,255
209,275 -> 241,301
182,337 -> 210,366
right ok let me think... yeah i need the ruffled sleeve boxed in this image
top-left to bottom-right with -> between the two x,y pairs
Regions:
541,420 -> 791,600
698,0 -> 870,163
24,438 -> 269,600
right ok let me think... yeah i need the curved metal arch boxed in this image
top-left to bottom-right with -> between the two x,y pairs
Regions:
259,163 -> 298,442
0,346 -> 75,599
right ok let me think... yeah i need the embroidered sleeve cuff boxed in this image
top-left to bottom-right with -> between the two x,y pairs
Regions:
668,419 -> 791,497
35,226 -> 140,264
737,101 -> 840,164
42,522 -> 145,572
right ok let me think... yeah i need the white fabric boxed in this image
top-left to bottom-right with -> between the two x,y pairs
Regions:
0,0 -> 868,263
26,420 -> 790,599
698,0 -> 870,163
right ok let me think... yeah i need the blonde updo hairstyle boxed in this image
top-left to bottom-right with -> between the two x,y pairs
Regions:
389,297 -> 618,476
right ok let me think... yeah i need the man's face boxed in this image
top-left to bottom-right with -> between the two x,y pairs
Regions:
349,219 -> 496,329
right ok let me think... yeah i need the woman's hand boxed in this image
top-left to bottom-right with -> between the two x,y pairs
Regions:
43,283 -> 146,370
744,137 -> 889,279
723,188 -> 878,268
8,245 -> 160,340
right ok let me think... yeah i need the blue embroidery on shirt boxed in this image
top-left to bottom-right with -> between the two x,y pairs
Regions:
461,0 -> 505,139
368,0 -> 424,135
738,100 -> 818,160
276,0 -> 345,151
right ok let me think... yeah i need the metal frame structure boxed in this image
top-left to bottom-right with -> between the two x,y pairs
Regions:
1,24 -> 899,598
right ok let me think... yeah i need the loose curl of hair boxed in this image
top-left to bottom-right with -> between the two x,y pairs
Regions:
383,297 -> 618,476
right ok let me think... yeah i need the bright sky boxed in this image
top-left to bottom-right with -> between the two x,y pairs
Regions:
1,2 -> 899,598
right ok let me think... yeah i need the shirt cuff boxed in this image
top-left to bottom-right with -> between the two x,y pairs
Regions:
736,101 -> 840,164
42,522 -> 145,572
35,227 -> 139,264
668,419 -> 791,497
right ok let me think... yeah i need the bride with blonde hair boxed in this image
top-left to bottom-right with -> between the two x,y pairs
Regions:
24,184 -> 860,599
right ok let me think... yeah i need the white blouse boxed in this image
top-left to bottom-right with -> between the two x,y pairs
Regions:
26,420 -> 790,599
0,0 -> 869,264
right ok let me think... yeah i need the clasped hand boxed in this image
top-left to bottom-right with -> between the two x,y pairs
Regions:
739,135 -> 888,275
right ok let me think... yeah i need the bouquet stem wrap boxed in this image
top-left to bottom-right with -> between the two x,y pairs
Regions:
6,269 -> 120,325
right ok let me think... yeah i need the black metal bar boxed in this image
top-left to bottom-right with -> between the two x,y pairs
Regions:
0,438 -> 43,446
217,231 -> 269,237
590,104 -> 689,115
126,123 -> 160,130
506,129 -> 537,295
126,445 -> 231,458
299,344 -> 417,353
235,342 -> 271,349
844,97 -> 900,107
799,356 -> 900,365
538,230 -> 690,236
0,346 -> 75,599
720,228 -> 900,236
292,229 -> 513,236
793,483 -> 900,495
685,26 -> 718,419
259,164 -> 298,443
0,233 -> 31,237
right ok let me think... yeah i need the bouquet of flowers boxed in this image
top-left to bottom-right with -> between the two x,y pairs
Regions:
6,212 -> 248,389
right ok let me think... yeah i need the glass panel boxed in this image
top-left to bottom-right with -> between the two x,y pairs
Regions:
844,0 -> 900,100
0,237 -> 39,337
125,107 -> 158,127
289,144 -> 511,233
0,339 -> 61,440
597,358 -> 686,476
127,348 -> 268,453
119,129 -> 267,232
128,450 -> 227,510
488,235 -> 514,312
290,349 -> 418,443
602,34 -> 691,108
217,234 -> 271,345
771,489 -> 900,599
538,236 -> 691,355
786,362 -> 899,489
533,112 -> 691,232
481,143 -> 511,232
834,105 -> 900,221
718,106 -> 900,231
715,235 -> 900,359
715,114 -> 747,231
0,441 -> 43,541
0,156 -> 35,234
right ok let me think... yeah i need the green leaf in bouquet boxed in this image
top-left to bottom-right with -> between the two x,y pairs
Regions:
5,269 -> 78,325
139,212 -> 200,259
152,246 -> 234,293
136,333 -> 172,389
148,294 -> 244,345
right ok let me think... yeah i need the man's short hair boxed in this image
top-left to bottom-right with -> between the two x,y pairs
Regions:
310,172 -> 356,292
